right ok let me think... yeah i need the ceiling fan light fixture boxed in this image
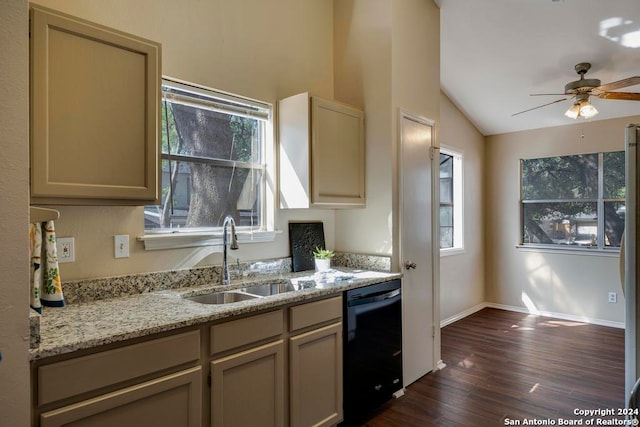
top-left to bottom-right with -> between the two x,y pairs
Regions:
564,103 -> 580,119
579,100 -> 598,119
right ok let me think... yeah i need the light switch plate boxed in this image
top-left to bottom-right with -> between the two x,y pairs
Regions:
114,235 -> 129,258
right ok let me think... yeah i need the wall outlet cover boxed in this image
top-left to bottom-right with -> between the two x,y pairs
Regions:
56,237 -> 75,263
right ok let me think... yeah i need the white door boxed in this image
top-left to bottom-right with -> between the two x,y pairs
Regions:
399,111 -> 439,387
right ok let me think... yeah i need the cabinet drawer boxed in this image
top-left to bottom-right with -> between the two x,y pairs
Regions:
38,330 -> 200,406
210,310 -> 283,355
40,367 -> 202,427
289,296 -> 342,332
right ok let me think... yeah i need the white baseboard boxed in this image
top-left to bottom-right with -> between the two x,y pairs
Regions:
440,303 -> 487,327
440,302 -> 625,329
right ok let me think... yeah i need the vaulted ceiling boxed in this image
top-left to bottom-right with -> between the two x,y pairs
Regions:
439,0 -> 640,136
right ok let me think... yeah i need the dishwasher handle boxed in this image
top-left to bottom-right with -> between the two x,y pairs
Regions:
347,288 -> 400,307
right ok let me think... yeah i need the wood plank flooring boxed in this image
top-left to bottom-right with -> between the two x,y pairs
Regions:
356,308 -> 625,427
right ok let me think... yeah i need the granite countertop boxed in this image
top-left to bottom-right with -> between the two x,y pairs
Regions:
30,268 -> 401,361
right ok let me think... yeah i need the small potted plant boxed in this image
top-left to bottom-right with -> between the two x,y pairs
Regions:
312,247 -> 335,272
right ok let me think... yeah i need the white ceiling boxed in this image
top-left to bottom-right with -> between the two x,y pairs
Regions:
439,0 -> 640,136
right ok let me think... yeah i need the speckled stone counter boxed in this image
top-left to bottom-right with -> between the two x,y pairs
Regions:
31,267 -> 400,361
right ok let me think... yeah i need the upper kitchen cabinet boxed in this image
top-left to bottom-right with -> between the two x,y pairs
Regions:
30,5 -> 161,205
278,93 -> 365,209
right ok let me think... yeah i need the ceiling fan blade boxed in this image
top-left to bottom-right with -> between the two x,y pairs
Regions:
597,76 -> 640,92
529,93 -> 568,96
598,92 -> 640,101
512,98 -> 567,116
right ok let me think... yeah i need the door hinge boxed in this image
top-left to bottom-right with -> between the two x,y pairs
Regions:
432,325 -> 436,338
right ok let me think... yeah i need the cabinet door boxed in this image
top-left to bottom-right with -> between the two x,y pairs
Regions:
40,367 -> 202,427
289,322 -> 343,427
311,97 -> 365,207
211,340 -> 284,427
30,6 -> 160,204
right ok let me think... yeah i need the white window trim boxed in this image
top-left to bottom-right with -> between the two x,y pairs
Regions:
440,145 -> 464,253
139,77 -> 276,250
515,244 -> 619,257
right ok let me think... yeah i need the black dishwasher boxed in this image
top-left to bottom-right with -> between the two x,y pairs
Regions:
343,279 -> 403,422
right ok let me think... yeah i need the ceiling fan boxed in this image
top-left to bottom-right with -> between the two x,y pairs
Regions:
512,62 -> 640,119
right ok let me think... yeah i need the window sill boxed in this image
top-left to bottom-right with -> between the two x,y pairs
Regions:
440,247 -> 465,257
516,244 -> 620,257
138,230 -> 280,251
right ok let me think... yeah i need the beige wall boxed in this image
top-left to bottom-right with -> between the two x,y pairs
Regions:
32,0 -> 337,280
333,0 -> 393,256
333,0 -> 441,269
1,0 -> 30,424
439,93 -> 485,321
486,115 -> 640,324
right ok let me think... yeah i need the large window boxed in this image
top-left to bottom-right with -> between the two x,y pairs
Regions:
521,151 -> 625,250
439,148 -> 463,251
144,79 -> 272,234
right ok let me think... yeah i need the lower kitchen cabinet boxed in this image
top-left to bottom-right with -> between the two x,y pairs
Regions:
289,322 -> 343,427
40,367 -> 202,427
288,296 -> 343,427
33,295 -> 344,427
211,340 -> 285,427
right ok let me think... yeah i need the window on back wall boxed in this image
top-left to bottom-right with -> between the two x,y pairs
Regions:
439,148 -> 463,251
144,79 -> 272,235
521,151 -> 625,250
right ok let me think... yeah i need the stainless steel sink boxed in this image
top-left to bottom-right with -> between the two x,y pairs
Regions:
184,291 -> 259,305
241,281 -> 297,297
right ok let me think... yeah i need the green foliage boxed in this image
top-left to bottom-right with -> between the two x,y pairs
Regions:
521,151 -> 625,246
313,247 -> 335,259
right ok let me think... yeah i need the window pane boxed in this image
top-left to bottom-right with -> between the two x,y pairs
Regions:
603,151 -> 626,199
440,206 -> 453,227
522,154 -> 598,200
440,226 -> 453,249
440,178 -> 453,204
523,202 -> 597,247
168,102 -> 261,163
604,201 -> 625,247
440,153 -> 453,178
146,164 -> 262,230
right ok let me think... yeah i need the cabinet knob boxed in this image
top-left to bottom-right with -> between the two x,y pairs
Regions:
374,384 -> 382,391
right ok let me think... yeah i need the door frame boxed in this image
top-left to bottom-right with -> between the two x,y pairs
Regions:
396,109 -> 441,379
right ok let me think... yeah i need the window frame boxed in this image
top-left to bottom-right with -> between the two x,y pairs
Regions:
139,77 -> 276,250
519,151 -> 625,253
439,146 -> 464,255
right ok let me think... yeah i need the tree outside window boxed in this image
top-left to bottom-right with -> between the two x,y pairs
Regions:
521,151 -> 625,249
144,80 -> 270,232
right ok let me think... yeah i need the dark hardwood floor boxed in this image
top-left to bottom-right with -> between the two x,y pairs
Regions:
356,308 -> 625,427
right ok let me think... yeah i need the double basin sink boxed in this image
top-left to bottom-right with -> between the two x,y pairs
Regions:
184,280 -> 302,305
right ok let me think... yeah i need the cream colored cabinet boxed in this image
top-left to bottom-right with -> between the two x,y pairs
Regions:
30,5 -> 161,205
34,331 -> 202,427
209,310 -> 285,427
278,93 -> 365,209
40,367 -> 202,427
288,297 -> 343,427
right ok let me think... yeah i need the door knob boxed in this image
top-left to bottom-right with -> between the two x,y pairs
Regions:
404,261 -> 417,270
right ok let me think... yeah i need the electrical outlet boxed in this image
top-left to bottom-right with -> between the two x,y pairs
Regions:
608,292 -> 617,303
56,237 -> 75,263
114,235 -> 129,259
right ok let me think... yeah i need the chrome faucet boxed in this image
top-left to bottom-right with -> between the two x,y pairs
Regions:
222,215 -> 239,285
